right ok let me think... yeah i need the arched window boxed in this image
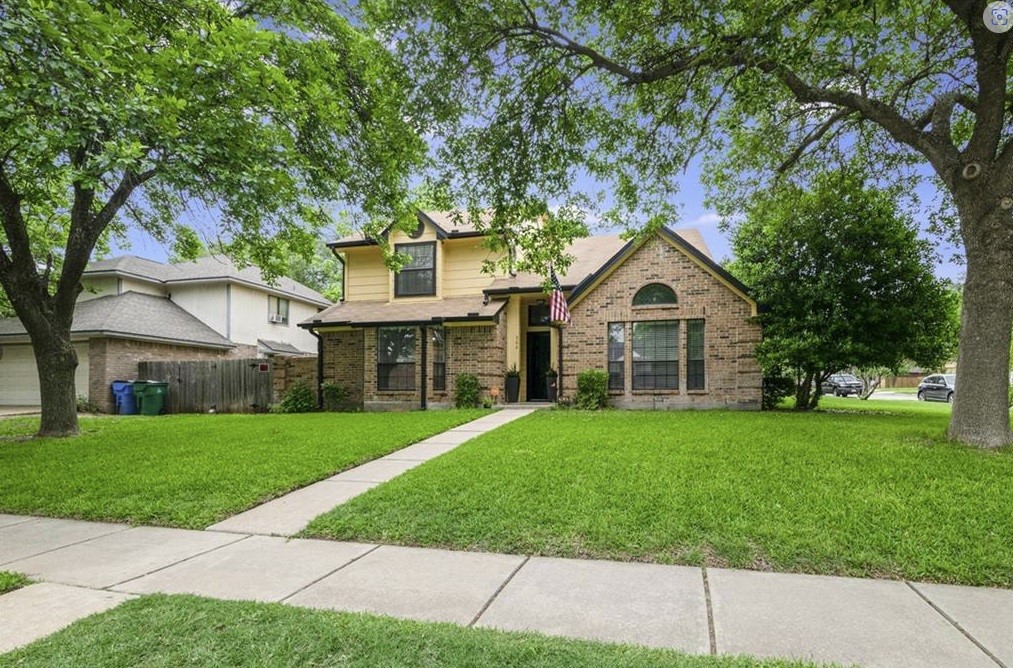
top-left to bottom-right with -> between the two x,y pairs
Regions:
633,283 -> 677,306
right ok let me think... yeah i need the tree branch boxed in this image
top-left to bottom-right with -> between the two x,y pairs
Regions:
777,108 -> 855,174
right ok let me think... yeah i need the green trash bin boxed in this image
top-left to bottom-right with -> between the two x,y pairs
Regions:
133,381 -> 169,416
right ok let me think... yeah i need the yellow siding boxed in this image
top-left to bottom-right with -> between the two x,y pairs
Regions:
344,247 -> 389,302
442,239 -> 503,297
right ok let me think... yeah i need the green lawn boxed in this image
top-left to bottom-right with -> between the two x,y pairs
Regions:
0,410 -> 486,529
0,595 -> 820,667
305,399 -> 1013,587
0,571 -> 31,595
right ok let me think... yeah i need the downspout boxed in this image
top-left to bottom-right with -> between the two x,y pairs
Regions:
225,283 -> 232,340
310,330 -> 324,409
419,325 -> 428,411
331,249 -> 346,302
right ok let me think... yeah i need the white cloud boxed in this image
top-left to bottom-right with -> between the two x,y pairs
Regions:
684,212 -> 723,227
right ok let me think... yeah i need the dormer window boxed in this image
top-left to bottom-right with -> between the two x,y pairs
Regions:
395,242 -> 436,297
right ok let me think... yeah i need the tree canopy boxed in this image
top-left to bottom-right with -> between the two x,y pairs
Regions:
729,171 -> 960,409
0,0 -> 424,435
363,0 -> 1012,446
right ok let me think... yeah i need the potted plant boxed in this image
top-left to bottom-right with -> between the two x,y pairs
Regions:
505,366 -> 521,403
545,367 -> 558,403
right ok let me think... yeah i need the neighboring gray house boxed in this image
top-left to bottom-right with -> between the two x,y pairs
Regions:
0,255 -> 329,410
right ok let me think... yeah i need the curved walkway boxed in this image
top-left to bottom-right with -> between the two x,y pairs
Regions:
1,408 -> 1011,667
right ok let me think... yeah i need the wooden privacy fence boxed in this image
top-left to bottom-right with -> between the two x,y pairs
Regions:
138,358 -> 274,413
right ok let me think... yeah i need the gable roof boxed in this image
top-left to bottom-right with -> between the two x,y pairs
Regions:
0,292 -> 234,349
82,255 -> 330,306
566,227 -> 755,313
330,210 -> 488,248
483,227 -> 714,295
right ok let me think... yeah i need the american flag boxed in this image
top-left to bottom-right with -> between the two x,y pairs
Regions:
549,267 -> 571,325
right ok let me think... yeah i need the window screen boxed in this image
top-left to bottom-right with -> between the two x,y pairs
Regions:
686,320 -> 705,390
377,326 -> 416,391
395,243 -> 436,296
608,322 -> 625,391
632,321 -> 679,390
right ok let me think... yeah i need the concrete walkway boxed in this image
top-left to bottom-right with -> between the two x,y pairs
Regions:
207,408 -> 539,536
2,514 -> 1011,666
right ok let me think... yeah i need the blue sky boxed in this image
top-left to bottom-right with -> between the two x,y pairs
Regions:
114,155 -> 966,282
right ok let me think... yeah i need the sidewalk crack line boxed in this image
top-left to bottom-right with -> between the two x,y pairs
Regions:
905,581 -> 1005,668
278,543 -> 382,604
702,567 -> 717,656
469,555 -> 530,628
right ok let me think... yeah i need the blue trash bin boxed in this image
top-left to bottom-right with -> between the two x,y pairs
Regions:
111,380 -> 138,415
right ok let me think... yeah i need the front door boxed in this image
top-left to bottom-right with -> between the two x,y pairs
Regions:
526,331 -> 551,401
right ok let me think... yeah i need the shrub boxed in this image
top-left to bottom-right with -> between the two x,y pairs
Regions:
761,376 -> 795,410
454,373 -> 481,408
575,369 -> 610,410
322,382 -> 354,412
76,395 -> 99,414
279,382 -> 317,413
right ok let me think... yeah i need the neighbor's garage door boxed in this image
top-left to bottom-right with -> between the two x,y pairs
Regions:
0,343 -> 89,405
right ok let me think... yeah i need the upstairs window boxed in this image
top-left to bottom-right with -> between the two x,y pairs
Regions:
377,326 -> 416,391
268,296 -> 289,325
633,283 -> 677,306
395,242 -> 436,297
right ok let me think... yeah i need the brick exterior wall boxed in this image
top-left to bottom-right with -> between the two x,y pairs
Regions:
272,355 -> 318,403
320,329 -> 365,409
88,337 -> 235,413
320,322 -> 506,411
561,235 -> 762,409
444,323 -> 506,405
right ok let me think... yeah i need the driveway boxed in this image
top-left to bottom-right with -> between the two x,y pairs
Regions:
0,406 -> 41,418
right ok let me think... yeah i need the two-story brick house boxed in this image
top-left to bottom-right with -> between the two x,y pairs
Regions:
301,211 -> 762,410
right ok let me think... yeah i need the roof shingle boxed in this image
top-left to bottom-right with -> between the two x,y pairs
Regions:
0,292 -> 234,349
303,295 -> 505,327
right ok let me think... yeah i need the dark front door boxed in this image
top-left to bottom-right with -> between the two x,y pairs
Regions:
526,331 -> 551,401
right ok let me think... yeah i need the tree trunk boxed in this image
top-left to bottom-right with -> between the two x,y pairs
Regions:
948,207 -> 1013,448
794,370 -> 814,410
33,329 -> 80,437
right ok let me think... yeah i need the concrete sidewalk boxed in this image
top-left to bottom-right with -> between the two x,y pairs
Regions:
207,408 -> 539,536
1,513 -> 1010,666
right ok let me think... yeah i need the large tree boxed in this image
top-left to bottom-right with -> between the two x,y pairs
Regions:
730,171 -> 959,410
365,0 -> 1013,447
0,0 -> 424,436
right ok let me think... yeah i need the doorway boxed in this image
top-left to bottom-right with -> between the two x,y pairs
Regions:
526,331 -> 551,401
